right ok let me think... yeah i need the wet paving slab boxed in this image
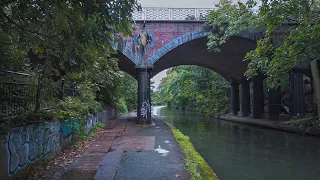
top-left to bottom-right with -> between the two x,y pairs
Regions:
59,113 -> 136,180
111,136 -> 155,151
59,113 -> 188,180
61,169 -> 97,180
60,133 -> 114,180
113,115 -> 189,180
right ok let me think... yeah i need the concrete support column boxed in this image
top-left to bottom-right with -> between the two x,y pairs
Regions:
289,71 -> 305,117
268,87 -> 281,120
231,81 -> 240,116
137,68 -> 152,124
253,75 -> 264,119
240,79 -> 250,117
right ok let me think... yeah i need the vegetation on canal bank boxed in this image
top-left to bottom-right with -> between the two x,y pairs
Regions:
207,0 -> 320,120
0,71 -> 137,135
172,128 -> 218,180
155,66 -> 230,117
0,0 -> 139,130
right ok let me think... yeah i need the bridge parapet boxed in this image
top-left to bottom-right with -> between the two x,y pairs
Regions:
132,7 -> 259,21
133,7 -> 213,21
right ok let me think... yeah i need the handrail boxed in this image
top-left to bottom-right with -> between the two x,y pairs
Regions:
0,69 -> 33,76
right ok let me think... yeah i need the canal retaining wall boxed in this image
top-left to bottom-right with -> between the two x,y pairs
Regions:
0,108 -> 117,179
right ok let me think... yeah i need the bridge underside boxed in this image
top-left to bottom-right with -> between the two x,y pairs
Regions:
151,36 -> 257,80
117,36 -> 257,81
116,51 -> 137,79
115,33 -> 312,124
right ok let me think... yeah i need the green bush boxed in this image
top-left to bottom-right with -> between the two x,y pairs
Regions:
117,98 -> 128,115
96,122 -> 105,129
158,66 -> 230,117
57,82 -> 103,120
0,111 -> 56,135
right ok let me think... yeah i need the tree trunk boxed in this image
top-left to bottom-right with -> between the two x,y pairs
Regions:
310,60 -> 320,120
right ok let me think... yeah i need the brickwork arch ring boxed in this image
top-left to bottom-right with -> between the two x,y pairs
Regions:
148,29 -> 263,65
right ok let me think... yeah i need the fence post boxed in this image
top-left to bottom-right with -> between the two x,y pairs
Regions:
61,78 -> 65,100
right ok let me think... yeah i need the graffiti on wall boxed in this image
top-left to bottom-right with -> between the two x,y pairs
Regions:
61,120 -> 72,137
140,101 -> 149,118
5,110 -> 112,176
85,115 -> 94,133
110,109 -> 116,117
7,122 -> 61,175
84,113 -> 103,133
61,118 -> 80,137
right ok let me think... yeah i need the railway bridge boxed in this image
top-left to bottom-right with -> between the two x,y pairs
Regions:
112,7 -> 310,123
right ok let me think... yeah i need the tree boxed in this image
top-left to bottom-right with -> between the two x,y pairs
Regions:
158,66 -> 230,116
101,72 -> 138,113
207,0 -> 320,119
207,0 -> 261,52
0,0 -> 139,112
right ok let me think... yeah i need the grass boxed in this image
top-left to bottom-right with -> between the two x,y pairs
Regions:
172,128 -> 219,180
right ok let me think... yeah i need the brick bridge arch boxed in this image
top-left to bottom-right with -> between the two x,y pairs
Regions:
149,29 -> 262,80
112,8 -> 308,123
113,21 -> 265,80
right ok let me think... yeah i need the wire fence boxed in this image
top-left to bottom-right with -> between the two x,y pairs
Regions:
0,70 -> 80,118
0,81 -> 36,117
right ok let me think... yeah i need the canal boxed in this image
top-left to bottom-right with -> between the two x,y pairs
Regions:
153,106 -> 320,180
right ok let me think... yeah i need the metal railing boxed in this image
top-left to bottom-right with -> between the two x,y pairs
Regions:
63,88 -> 81,98
0,70 -> 36,117
0,81 -> 37,117
0,70 -> 80,117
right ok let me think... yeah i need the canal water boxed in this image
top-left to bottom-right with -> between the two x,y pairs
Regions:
152,106 -> 320,180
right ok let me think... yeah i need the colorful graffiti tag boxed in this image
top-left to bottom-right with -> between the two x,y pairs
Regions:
7,122 -> 61,175
84,113 -> 104,133
61,118 -> 80,137
5,109 -> 116,176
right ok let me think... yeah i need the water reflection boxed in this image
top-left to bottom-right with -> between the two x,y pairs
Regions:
154,107 -> 320,180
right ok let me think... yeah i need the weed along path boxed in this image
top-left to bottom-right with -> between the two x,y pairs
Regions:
59,112 -> 198,180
